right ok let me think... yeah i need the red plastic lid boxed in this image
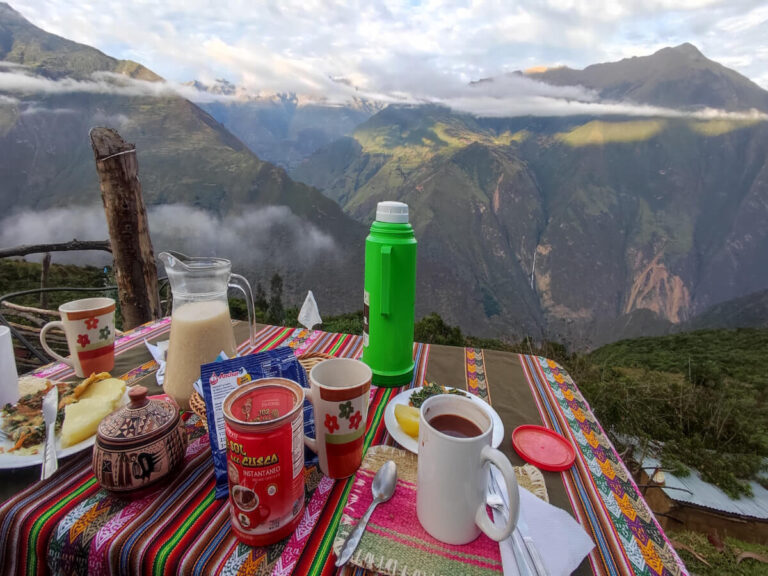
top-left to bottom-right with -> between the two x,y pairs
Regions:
511,425 -> 576,471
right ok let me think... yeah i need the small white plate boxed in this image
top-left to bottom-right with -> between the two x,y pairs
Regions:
384,386 -> 504,454
0,389 -> 130,469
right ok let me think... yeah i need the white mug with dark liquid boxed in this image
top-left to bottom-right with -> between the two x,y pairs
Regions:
416,394 -> 520,545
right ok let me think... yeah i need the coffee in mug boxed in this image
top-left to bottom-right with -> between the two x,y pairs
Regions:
428,413 -> 483,438
39,297 -> 116,377
417,395 -> 520,545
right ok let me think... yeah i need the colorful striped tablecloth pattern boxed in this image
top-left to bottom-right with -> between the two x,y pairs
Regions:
0,321 -> 687,576
518,356 -> 687,576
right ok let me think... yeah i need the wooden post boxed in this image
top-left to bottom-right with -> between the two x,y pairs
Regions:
89,127 -> 161,329
40,253 -> 51,309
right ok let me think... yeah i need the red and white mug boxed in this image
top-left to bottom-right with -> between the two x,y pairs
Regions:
305,358 -> 372,478
40,297 -> 116,377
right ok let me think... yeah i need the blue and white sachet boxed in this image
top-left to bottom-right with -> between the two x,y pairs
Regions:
200,347 -> 317,499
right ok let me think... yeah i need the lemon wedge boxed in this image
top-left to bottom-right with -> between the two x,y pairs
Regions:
394,404 -> 420,438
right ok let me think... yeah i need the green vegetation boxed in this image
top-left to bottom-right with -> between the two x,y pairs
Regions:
670,530 -> 768,576
229,275 -> 283,325
1,258 -> 108,294
266,273 -> 285,325
556,120 -> 667,146
684,289 -> 768,331
583,330 -> 768,497
688,119 -> 761,137
590,329 -> 768,389
0,258 -> 118,318
0,103 -> 16,138
414,312 -> 463,345
630,197 -> 695,259
282,305 -> 364,335
352,110 -> 506,168
578,364 -> 766,497
317,311 -> 364,335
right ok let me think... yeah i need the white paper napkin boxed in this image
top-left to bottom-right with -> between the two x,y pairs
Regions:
145,339 -> 168,386
491,472 -> 594,576
298,290 -> 322,330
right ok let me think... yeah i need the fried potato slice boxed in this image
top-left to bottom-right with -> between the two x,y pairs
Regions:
73,372 -> 112,399
79,378 -> 126,406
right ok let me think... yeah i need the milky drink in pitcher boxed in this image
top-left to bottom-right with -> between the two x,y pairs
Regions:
165,300 -> 236,408
159,252 -> 254,410
362,201 -> 417,387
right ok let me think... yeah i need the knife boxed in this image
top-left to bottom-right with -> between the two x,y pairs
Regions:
516,501 -> 550,576
491,467 -> 552,576
488,469 -> 535,576
41,385 -> 58,480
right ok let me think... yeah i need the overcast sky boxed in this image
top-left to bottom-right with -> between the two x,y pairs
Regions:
8,0 -> 768,102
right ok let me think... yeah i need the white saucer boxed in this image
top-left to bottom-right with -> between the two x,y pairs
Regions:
384,386 -> 504,454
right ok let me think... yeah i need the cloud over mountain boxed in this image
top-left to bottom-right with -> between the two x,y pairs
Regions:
0,67 -> 230,102
10,0 -> 768,98
3,64 -> 766,120
0,205 -> 338,268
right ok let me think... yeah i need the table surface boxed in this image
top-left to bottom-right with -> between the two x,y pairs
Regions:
0,320 -> 688,576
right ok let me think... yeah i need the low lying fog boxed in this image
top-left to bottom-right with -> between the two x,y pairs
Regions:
0,204 -> 338,272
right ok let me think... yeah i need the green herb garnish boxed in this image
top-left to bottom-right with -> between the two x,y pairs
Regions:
409,382 -> 467,408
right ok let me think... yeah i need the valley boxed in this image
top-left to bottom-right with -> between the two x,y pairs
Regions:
2,2 -> 768,348
294,107 -> 768,346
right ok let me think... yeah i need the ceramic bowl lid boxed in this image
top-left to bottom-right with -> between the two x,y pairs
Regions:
97,386 -> 179,446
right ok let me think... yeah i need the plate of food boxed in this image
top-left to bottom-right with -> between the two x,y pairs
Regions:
0,373 -> 129,469
384,382 -> 504,454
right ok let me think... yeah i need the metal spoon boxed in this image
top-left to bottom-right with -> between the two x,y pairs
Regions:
335,460 -> 398,567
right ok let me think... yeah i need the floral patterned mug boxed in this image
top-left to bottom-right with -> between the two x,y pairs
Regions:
305,358 -> 372,478
40,297 -> 116,377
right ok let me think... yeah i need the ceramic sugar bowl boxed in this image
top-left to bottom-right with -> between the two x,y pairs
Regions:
93,386 -> 187,494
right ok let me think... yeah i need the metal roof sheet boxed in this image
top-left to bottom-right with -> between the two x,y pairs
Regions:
642,456 -> 768,521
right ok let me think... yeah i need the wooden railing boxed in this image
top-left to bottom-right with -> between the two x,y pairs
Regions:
1,127 -> 164,372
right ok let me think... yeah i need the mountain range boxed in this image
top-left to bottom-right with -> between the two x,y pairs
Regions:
292,45 -> 768,345
188,80 -> 383,170
0,2 -> 365,313
2,2 -> 768,347
523,43 -> 768,113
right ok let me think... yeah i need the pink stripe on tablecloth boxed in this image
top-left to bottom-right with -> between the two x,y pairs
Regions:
272,475 -> 336,576
343,468 -> 501,570
291,329 -> 324,356
88,496 -> 154,575
364,524 -> 502,571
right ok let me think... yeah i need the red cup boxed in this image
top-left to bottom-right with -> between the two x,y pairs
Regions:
305,358 -> 372,478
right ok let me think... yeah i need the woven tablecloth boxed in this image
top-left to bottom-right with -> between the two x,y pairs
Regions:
0,321 -> 689,576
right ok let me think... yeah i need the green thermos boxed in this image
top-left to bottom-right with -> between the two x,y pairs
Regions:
362,201 -> 417,387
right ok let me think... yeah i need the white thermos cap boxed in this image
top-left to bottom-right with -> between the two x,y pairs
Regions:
376,201 -> 409,223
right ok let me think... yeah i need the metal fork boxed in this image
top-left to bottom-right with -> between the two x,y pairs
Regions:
487,472 -> 536,576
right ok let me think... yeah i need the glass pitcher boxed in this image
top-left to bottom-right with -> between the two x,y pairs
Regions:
158,251 -> 254,410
